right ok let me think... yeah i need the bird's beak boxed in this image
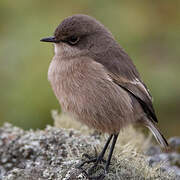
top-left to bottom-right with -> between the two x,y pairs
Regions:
40,36 -> 59,43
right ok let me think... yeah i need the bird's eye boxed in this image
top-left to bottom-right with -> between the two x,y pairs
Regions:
67,36 -> 80,45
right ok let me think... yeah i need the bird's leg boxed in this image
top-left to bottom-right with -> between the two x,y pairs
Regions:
88,134 -> 113,172
104,134 -> 118,173
95,134 -> 113,164
87,134 -> 119,179
88,134 -> 118,175
78,134 -> 113,169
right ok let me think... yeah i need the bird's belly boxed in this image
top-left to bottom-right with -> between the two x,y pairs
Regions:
53,80 -> 134,133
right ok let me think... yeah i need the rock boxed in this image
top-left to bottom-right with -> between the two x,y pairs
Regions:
169,152 -> 180,167
145,145 -> 180,179
147,155 -> 163,167
145,145 -> 162,156
0,123 -> 177,180
147,153 -> 170,166
160,165 -> 180,180
0,123 -> 96,180
169,137 -> 180,150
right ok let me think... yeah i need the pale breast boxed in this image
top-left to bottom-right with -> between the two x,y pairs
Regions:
48,56 -> 134,133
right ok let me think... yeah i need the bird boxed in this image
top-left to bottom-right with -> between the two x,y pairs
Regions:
41,14 -> 168,179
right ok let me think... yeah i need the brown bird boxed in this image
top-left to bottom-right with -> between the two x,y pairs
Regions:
41,14 -> 168,178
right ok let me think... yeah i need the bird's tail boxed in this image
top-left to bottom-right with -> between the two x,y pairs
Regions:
144,120 -> 168,149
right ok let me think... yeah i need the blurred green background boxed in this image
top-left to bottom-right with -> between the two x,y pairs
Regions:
0,0 -> 179,137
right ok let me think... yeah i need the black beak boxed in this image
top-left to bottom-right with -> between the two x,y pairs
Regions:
40,36 -> 59,43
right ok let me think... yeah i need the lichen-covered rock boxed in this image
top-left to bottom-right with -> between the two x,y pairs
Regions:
0,123 -> 96,180
0,123 -> 179,180
145,137 -> 180,180
169,137 -> 180,151
145,145 -> 162,156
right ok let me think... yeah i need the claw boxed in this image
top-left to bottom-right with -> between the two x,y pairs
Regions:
82,153 -> 93,159
89,174 -> 105,180
77,157 -> 97,169
88,164 -> 104,175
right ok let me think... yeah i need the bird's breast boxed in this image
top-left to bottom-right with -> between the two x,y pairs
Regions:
48,56 -> 134,133
48,57 -> 88,112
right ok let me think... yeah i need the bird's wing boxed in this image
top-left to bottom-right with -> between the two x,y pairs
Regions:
107,71 -> 158,123
93,46 -> 158,123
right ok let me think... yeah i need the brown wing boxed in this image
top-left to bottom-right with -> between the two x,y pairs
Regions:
108,72 -> 158,123
91,44 -> 158,123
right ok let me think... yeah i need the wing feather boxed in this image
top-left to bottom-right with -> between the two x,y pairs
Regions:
91,44 -> 158,123
108,72 -> 158,123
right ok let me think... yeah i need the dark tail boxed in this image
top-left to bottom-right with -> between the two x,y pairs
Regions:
145,120 -> 168,149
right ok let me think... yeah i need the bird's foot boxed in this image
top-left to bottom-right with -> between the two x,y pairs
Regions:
79,165 -> 106,180
88,173 -> 105,180
77,153 -> 107,179
77,153 -> 106,168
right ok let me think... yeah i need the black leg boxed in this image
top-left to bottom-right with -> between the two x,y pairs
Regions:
105,134 -> 119,173
95,134 -> 113,164
78,134 -> 113,168
77,134 -> 118,179
87,134 -> 113,175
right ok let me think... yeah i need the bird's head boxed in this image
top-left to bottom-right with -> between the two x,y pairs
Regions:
41,14 -> 115,58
